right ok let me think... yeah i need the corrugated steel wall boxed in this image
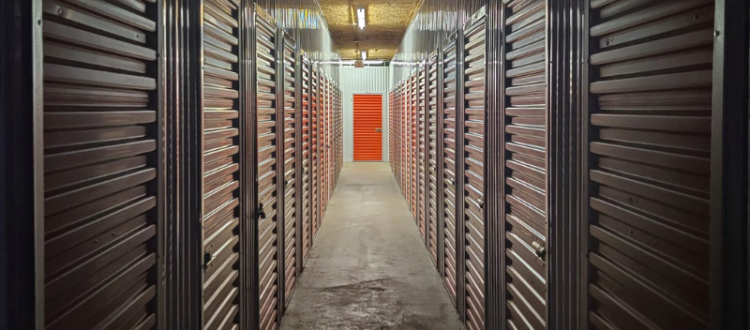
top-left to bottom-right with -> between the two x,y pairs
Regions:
387,1 -> 750,330
341,67 -> 390,162
0,1 -> 345,330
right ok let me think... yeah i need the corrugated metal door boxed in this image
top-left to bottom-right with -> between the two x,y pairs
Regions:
428,55 -> 440,265
301,59 -> 311,263
389,91 -> 394,170
463,13 -> 486,330
311,68 -> 319,239
502,0 -> 549,328
255,11 -> 279,330
319,76 -> 327,219
202,0 -> 243,328
443,36 -> 459,303
402,84 -> 407,197
411,73 -> 419,221
281,36 -> 297,305
419,66 -> 428,241
585,1 -> 714,329
353,94 -> 384,161
42,0 -> 161,328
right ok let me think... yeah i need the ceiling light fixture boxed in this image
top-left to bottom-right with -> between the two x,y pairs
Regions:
356,8 -> 366,29
361,50 -> 367,61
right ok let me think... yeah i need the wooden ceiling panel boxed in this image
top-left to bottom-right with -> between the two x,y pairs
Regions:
318,0 -> 422,60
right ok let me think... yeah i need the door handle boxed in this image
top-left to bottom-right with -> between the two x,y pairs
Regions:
257,203 -> 266,220
375,128 -> 382,132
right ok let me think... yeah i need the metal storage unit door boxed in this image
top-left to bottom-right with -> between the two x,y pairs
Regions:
318,75 -> 327,219
403,83 -> 408,198
502,0 -> 549,329
388,90 -> 398,173
42,0 -> 161,328
301,58 -> 311,263
443,35 -> 459,303
202,0 -> 243,328
281,34 -> 297,305
323,80 -> 329,206
401,84 -> 407,195
463,12 -> 487,330
428,54 -> 440,265
419,65 -> 428,241
311,68 -> 319,239
411,72 -> 419,220
584,1 -> 714,329
255,9 -> 280,330
400,84 -> 405,193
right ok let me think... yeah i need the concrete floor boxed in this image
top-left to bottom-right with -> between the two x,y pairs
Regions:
280,162 -> 465,330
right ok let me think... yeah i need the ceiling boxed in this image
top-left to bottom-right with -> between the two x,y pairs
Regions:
317,0 -> 423,60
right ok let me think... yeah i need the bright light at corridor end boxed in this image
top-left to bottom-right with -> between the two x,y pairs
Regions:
361,50 -> 367,60
357,8 -> 366,29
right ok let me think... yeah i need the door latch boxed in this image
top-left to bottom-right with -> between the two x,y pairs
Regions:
375,128 -> 382,132
257,203 -> 266,220
532,241 -> 546,259
203,252 -> 213,270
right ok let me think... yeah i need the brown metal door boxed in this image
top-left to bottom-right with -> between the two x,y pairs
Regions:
255,10 -> 279,330
419,66 -> 428,241
502,0 -> 549,329
443,36 -> 459,303
202,0 -> 244,329
311,68 -> 319,239
584,1 -> 714,329
42,0 -> 161,328
401,84 -> 407,195
412,73 -> 419,221
321,76 -> 329,216
428,55 -> 440,265
301,59 -> 312,263
281,37 -> 297,305
463,14 -> 487,330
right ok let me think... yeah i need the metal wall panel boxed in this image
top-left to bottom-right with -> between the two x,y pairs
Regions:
341,67 -> 389,162
389,0 -> 487,86
583,1 -> 715,329
41,0 -> 162,329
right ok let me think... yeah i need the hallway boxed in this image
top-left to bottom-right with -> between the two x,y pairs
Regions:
280,162 -> 465,330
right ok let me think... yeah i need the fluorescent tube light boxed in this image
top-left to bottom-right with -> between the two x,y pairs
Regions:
357,8 -> 365,29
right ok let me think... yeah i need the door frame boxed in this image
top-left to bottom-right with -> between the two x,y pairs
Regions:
349,93 -> 386,162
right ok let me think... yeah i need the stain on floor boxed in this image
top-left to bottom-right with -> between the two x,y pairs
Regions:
280,162 -> 465,330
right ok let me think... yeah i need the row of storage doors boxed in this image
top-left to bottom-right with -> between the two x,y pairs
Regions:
389,1 -> 737,330
38,2 -> 341,330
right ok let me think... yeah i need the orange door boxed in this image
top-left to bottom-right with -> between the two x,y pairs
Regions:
353,94 -> 383,161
